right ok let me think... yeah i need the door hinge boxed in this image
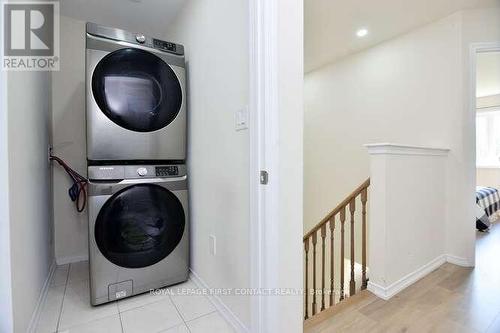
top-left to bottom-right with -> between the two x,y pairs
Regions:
260,170 -> 268,185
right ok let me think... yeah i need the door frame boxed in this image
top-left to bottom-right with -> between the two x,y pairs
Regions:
248,0 -> 277,329
468,42 -> 500,265
249,0 -> 304,331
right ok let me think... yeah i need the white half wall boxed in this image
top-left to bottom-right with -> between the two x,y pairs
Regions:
366,144 -> 449,299
164,0 -> 251,329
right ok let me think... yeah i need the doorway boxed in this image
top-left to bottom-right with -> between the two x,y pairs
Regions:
473,47 -> 500,262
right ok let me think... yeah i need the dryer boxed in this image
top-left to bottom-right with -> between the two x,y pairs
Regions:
88,164 -> 189,305
86,23 -> 186,162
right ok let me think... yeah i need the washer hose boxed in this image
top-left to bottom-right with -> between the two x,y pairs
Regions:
50,154 -> 89,212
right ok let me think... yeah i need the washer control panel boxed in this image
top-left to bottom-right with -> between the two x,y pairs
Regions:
156,166 -> 179,177
88,164 -> 186,181
153,39 -> 177,52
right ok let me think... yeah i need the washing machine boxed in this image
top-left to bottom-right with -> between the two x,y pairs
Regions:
86,23 -> 187,162
88,164 -> 189,305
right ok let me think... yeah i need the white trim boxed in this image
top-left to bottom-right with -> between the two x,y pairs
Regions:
446,254 -> 474,267
368,254 -> 474,300
27,261 -> 56,333
248,0 -> 265,330
189,269 -> 249,333
55,254 -> 88,266
367,255 -> 446,300
476,165 -> 500,169
248,0 -> 280,331
473,43 -> 500,54
468,42 -> 500,267
476,105 -> 500,113
364,143 -> 450,156
249,0 -> 303,331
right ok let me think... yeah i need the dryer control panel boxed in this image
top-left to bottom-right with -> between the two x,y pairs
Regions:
86,22 -> 185,56
88,164 -> 186,181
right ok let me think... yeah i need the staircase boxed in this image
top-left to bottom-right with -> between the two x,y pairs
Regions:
303,179 -> 370,323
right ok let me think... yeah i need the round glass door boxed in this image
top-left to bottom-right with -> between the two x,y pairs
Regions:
94,184 -> 185,268
92,48 -> 182,132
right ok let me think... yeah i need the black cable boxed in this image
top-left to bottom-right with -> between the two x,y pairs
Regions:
50,154 -> 89,212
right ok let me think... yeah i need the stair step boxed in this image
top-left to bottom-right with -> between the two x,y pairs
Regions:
304,290 -> 376,332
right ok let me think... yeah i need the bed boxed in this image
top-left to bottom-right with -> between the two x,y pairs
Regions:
476,186 -> 500,231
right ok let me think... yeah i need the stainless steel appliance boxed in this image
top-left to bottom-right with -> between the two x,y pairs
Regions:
88,164 -> 189,305
86,23 -> 187,162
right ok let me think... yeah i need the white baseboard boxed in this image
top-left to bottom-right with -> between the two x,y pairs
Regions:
189,269 -> 249,333
56,254 -> 88,265
368,254 -> 447,300
446,254 -> 474,267
27,260 -> 56,333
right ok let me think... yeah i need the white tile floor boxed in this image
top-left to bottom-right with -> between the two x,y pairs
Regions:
36,261 -> 235,333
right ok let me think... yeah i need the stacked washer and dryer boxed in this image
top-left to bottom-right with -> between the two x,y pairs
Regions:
85,23 -> 189,305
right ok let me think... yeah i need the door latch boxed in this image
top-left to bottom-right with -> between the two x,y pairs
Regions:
260,170 -> 268,185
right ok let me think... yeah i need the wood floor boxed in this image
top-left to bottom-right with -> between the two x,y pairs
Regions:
305,223 -> 500,333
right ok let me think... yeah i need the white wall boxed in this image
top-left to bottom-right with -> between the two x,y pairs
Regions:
0,54 -> 14,333
164,0 -> 251,328
7,71 -> 53,332
476,51 -> 500,97
51,15 -> 88,264
304,13 -> 462,231
305,8 -> 500,269
477,168 -> 500,187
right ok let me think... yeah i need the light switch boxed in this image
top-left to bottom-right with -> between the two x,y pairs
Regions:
235,106 -> 249,131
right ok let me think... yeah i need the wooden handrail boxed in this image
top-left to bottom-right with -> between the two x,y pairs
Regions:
304,178 -> 370,241
303,178 -> 370,320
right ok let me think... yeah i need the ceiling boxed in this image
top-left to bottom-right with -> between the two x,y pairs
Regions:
60,0 -> 186,37
477,52 -> 500,98
305,0 -> 500,73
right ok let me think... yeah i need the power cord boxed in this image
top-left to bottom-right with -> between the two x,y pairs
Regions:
50,154 -> 89,212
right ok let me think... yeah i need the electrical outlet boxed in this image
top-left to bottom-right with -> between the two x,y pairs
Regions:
209,235 -> 216,256
47,145 -> 53,167
235,106 -> 249,131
